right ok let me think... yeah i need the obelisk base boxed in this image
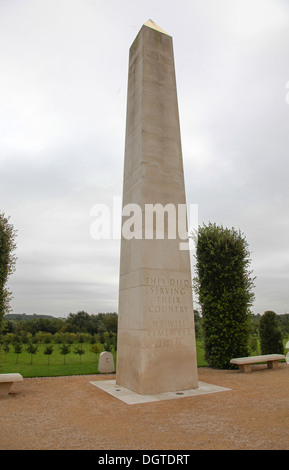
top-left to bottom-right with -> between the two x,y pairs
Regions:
117,267 -> 198,395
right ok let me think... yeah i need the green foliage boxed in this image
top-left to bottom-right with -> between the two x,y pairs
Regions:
248,335 -> 259,355
44,345 -> 54,364
259,311 -> 284,355
65,311 -> 91,332
4,312 -> 118,340
59,343 -> 71,364
90,343 -> 100,357
19,317 -> 65,335
194,310 -> 203,338
26,342 -> 38,364
193,223 -> 255,369
74,345 -> 85,363
65,311 -> 118,336
0,212 -> 17,332
276,314 -> 289,337
13,342 -> 22,364
3,342 -> 10,355
102,331 -> 117,351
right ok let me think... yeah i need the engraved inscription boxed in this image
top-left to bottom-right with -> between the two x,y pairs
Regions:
146,277 -> 191,314
145,276 -> 194,347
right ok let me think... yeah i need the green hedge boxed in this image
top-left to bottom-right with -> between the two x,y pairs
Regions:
194,223 -> 255,369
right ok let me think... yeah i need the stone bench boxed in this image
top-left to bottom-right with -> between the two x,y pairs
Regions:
230,354 -> 286,373
0,373 -> 23,396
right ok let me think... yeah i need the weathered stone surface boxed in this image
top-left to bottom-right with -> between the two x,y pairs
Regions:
116,21 -> 198,395
98,352 -> 115,373
0,373 -> 23,396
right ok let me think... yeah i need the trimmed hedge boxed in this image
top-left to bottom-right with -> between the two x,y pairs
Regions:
259,311 -> 284,355
194,223 -> 255,369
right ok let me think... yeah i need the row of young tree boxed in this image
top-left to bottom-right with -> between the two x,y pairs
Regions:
3,340 -> 104,365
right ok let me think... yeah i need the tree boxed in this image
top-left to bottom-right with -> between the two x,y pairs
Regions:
65,311 -> 91,333
0,212 -> 17,332
13,342 -> 22,364
193,223 -> 255,369
44,345 -> 54,364
102,331 -> 117,351
26,342 -> 38,364
259,311 -> 284,355
2,341 -> 10,362
59,343 -> 70,364
90,343 -> 101,361
74,345 -> 85,363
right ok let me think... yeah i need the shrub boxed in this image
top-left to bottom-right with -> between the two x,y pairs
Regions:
194,223 -> 255,369
259,311 -> 284,355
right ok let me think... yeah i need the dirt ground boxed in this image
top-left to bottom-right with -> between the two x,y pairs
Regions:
1,364 -> 289,450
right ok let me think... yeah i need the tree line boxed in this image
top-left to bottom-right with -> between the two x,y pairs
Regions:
2,311 -> 118,351
195,311 -> 289,340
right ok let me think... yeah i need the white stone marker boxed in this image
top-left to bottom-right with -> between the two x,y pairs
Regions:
116,20 -> 198,395
98,352 -> 115,373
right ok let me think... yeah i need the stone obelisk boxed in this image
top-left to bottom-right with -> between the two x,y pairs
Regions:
116,20 -> 198,394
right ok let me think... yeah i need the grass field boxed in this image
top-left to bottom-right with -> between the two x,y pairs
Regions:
0,342 -> 108,378
3,336 -> 284,379
0,339 -> 208,378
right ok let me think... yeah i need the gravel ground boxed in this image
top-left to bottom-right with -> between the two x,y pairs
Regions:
1,364 -> 289,450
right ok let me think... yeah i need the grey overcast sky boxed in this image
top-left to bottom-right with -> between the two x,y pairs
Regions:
1,0 -> 289,317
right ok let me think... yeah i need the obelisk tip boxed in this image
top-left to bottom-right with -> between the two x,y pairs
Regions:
143,19 -> 170,36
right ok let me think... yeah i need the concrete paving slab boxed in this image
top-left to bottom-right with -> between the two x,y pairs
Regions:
90,379 -> 231,405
